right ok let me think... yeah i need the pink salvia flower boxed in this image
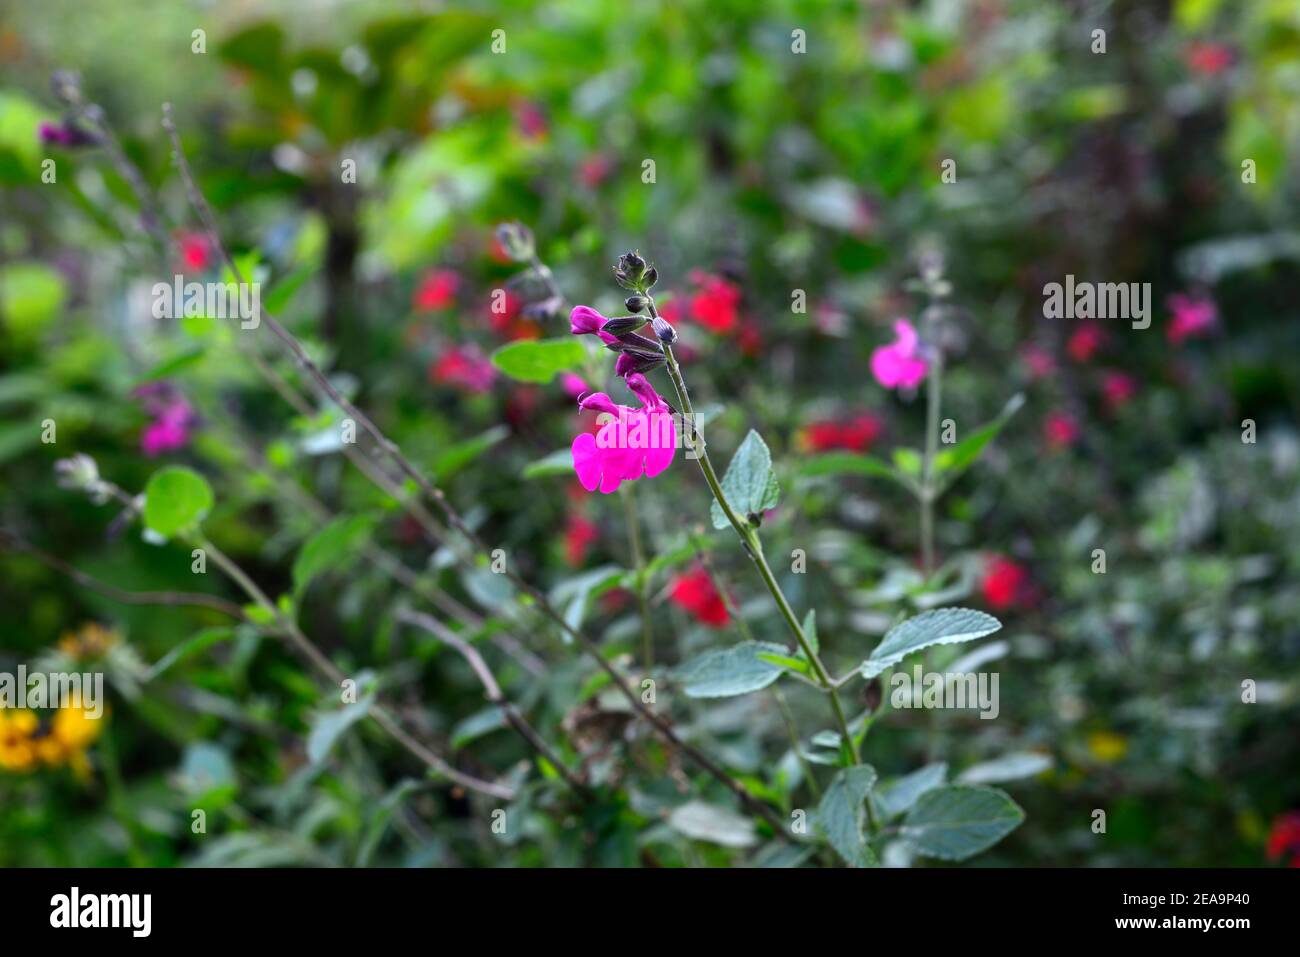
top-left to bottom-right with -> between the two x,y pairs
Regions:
140,397 -> 194,457
559,373 -> 589,399
571,373 -> 676,494
870,319 -> 928,390
1166,293 -> 1217,345
569,305 -> 619,345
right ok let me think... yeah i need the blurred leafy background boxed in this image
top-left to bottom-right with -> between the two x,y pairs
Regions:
1,0 -> 1298,866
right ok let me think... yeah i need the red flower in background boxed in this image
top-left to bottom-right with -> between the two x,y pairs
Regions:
1186,41 -> 1233,75
430,345 -> 496,394
413,269 -> 459,311
801,413 -> 884,453
1067,323 -> 1105,363
1266,812 -> 1300,867
564,513 -> 600,567
980,555 -> 1032,611
1043,411 -> 1080,450
176,230 -> 213,272
668,566 -> 729,627
687,271 -> 743,334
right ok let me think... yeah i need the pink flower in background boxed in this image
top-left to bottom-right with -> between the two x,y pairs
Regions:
1167,293 -> 1217,345
134,384 -> 195,457
559,373 -> 589,399
1043,411 -> 1080,450
1101,371 -> 1138,411
871,320 -> 928,389
413,269 -> 459,311
38,120 -> 95,148
514,101 -> 548,140
1021,344 -> 1056,380
1067,322 -> 1105,363
571,373 -> 676,494
579,153 -> 614,188
430,345 -> 496,394
1186,42 -> 1233,76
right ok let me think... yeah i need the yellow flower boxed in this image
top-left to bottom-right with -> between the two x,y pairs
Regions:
1087,730 -> 1129,763
57,622 -> 120,660
0,709 -> 39,772
52,705 -> 104,751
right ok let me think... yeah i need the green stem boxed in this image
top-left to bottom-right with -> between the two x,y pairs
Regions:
920,309 -> 945,578
619,484 -> 654,670
657,327 -> 859,766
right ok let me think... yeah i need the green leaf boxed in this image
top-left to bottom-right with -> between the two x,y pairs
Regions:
902,785 -> 1024,861
292,513 -> 378,596
263,266 -> 315,315
0,262 -> 66,341
431,425 -> 507,480
144,627 -> 237,681
522,448 -> 573,479
710,430 -> 780,530
803,608 -> 819,656
892,447 -> 922,476
678,641 -> 788,698
143,467 -> 215,538
137,345 -> 206,384
873,763 -> 947,820
490,337 -> 585,384
933,393 -> 1025,489
861,607 -> 1001,678
818,764 -> 879,867
798,451 -> 899,482
451,705 -> 507,748
668,801 -> 758,848
756,650 -> 812,677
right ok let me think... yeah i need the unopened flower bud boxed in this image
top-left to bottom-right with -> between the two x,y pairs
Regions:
642,266 -> 658,289
54,453 -> 99,491
625,295 -> 648,313
600,315 -> 647,336
494,221 -> 535,262
651,314 -> 677,344
613,250 -> 647,290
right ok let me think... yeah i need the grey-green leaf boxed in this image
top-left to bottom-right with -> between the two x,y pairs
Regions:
710,429 -> 780,530
818,764 -> 879,867
678,641 -> 787,698
861,607 -> 1002,678
873,762 -> 948,820
668,800 -> 758,848
902,785 -> 1024,861
957,752 -> 1052,784
306,690 -> 375,765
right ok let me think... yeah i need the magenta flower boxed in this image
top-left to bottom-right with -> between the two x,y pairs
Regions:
1166,293 -> 1217,345
571,373 -> 676,494
136,391 -> 194,457
559,373 -> 589,399
871,320 -> 929,390
569,306 -> 619,345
